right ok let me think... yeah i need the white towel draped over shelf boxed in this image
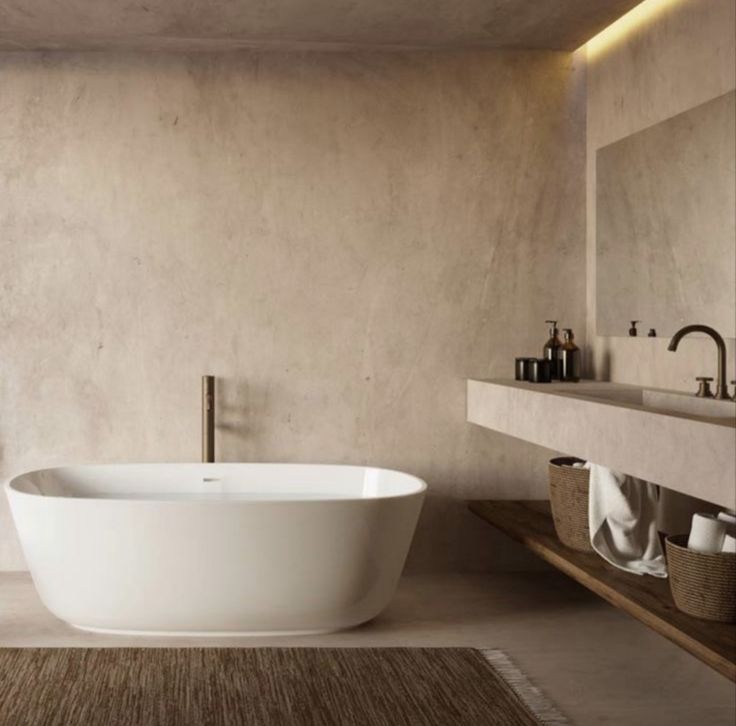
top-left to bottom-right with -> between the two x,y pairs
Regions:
582,462 -> 667,578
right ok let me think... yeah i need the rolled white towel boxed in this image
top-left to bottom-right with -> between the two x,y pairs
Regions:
721,533 -> 736,554
717,511 -> 736,537
687,513 -> 727,553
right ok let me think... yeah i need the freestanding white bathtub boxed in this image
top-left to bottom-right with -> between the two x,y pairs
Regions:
6,464 -> 426,635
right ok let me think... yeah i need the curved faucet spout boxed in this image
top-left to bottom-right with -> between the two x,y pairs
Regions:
667,325 -> 730,400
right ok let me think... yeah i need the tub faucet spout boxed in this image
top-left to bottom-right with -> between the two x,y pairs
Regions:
667,325 -> 731,400
202,375 -> 215,462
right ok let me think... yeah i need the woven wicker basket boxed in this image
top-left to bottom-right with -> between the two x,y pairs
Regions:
548,456 -> 593,553
665,535 -> 736,622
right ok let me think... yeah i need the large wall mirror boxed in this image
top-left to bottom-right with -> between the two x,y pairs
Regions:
596,90 -> 735,338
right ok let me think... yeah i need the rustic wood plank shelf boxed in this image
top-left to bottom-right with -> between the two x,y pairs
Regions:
469,499 -> 736,681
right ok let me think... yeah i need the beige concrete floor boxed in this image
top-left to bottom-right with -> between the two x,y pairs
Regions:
1,570 -> 734,725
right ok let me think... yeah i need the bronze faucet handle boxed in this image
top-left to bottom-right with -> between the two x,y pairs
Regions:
695,377 -> 714,398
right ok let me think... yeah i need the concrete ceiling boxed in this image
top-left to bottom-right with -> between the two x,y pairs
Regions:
0,0 -> 643,52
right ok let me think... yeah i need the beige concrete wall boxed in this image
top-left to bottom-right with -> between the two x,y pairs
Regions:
586,0 -> 736,388
0,50 -> 586,571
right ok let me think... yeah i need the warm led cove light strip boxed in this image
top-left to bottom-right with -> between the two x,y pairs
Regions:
585,0 -> 689,57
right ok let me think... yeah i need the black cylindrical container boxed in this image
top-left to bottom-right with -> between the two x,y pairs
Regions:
529,358 -> 552,383
515,357 -> 534,381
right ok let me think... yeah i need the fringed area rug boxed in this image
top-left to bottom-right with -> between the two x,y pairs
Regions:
0,647 -> 568,726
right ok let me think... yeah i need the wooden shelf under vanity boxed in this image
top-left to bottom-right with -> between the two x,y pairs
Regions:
468,500 -> 736,682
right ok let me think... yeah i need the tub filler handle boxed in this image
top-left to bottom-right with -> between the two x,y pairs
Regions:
202,375 -> 215,463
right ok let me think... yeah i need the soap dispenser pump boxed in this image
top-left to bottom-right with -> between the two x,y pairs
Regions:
561,328 -> 581,382
543,320 -> 562,380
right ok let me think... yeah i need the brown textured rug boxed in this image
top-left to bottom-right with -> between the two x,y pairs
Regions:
0,648 -> 568,726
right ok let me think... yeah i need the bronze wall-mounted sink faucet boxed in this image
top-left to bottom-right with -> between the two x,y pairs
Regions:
202,375 -> 215,462
667,325 -> 732,400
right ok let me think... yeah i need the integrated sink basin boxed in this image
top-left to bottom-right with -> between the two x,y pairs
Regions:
466,378 -> 736,509
565,384 -> 736,421
643,390 -> 736,420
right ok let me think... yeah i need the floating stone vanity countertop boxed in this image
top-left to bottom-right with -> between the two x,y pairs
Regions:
467,379 -> 736,510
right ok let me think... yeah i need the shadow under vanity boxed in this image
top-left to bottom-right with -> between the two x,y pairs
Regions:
467,90 -> 736,682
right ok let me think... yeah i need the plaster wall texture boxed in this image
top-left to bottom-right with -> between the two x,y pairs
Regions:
585,0 -> 736,389
0,50 -> 586,571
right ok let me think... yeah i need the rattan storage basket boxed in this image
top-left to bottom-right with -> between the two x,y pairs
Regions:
665,535 -> 736,622
548,456 -> 593,553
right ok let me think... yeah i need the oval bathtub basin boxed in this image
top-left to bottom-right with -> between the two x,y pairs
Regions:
6,464 -> 426,636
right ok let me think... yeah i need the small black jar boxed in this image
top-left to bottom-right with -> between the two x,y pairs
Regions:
528,358 -> 552,383
514,357 -> 535,381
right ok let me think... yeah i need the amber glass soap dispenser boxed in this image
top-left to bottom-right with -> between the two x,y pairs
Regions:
543,320 -> 563,380
561,329 -> 581,382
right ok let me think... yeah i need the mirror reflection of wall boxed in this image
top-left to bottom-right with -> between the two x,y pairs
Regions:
596,90 -> 736,339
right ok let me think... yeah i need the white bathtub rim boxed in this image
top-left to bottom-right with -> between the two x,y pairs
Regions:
5,462 -> 428,503
70,623 -> 348,637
